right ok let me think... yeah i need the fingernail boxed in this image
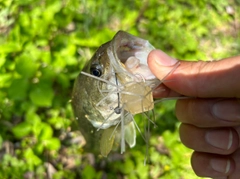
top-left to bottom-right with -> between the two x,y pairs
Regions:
152,50 -> 178,66
206,129 -> 233,150
212,100 -> 240,122
210,158 -> 231,174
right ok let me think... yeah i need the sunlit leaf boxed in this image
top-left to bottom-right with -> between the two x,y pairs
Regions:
29,83 -> 54,107
38,123 -> 53,140
0,42 -> 22,53
42,1 -> 62,23
23,148 -> 42,167
0,74 -> 12,88
12,122 -> 32,138
0,56 -> 6,67
15,53 -> 38,78
44,137 -> 61,150
34,143 -> 44,154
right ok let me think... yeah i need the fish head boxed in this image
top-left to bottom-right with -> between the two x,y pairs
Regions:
73,41 -> 122,130
73,31 -> 160,129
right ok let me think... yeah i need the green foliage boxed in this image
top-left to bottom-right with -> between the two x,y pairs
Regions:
0,0 -> 239,178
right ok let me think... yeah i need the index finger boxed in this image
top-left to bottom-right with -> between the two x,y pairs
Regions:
176,98 -> 240,127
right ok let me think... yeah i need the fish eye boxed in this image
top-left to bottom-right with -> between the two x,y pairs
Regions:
90,64 -> 102,77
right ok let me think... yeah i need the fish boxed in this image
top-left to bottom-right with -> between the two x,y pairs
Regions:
71,31 -> 179,157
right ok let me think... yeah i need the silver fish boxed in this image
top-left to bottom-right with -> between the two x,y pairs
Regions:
72,31 -> 167,157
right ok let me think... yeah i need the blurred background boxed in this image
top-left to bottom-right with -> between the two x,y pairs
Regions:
0,0 -> 239,178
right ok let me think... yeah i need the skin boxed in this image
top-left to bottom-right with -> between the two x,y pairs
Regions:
147,50 -> 240,179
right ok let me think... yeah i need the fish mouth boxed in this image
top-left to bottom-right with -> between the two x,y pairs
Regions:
104,31 -> 160,116
107,30 -> 158,86
112,31 -> 154,64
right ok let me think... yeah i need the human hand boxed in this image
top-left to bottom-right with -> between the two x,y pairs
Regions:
147,50 -> 240,179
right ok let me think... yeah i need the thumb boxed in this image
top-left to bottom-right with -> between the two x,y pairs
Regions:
147,50 -> 240,98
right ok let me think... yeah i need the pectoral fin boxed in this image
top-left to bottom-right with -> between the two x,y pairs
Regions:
100,122 -> 136,157
100,127 -> 116,157
124,121 -> 136,148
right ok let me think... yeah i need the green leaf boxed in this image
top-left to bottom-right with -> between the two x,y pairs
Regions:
44,137 -> 61,150
19,12 -> 30,28
15,53 -> 38,78
119,159 -> 135,174
15,0 -> 38,5
0,55 -> 6,67
12,122 -> 32,138
48,116 -> 66,129
82,165 -> 96,179
42,1 -> 62,23
0,42 -> 22,54
23,148 -> 42,167
74,28 -> 114,47
29,83 -> 54,107
38,123 -> 53,140
57,73 -> 70,89
0,135 -> 2,148
40,66 -> 56,81
8,78 -> 29,100
25,110 -> 41,125
0,74 -> 12,88
34,143 -> 44,154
